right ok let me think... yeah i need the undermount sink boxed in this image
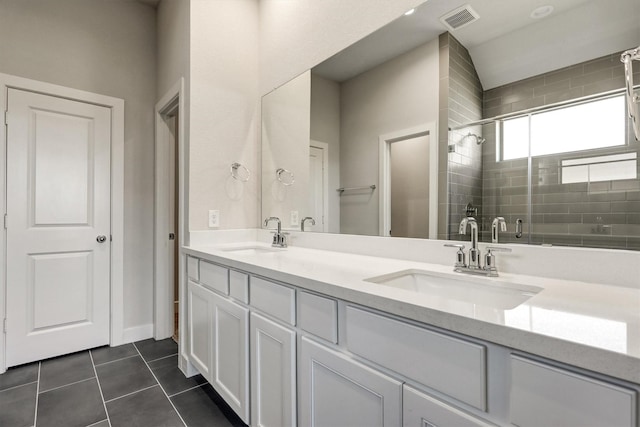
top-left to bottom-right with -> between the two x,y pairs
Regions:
365,269 -> 542,310
220,245 -> 285,255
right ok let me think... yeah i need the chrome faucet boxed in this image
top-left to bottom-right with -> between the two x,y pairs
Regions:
444,216 -> 512,277
459,217 -> 480,268
491,217 -> 507,244
264,217 -> 287,248
301,216 -> 315,232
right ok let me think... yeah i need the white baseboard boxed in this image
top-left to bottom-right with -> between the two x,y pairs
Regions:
122,323 -> 154,344
179,353 -> 200,378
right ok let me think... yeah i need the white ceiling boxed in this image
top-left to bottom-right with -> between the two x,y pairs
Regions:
314,0 -> 640,89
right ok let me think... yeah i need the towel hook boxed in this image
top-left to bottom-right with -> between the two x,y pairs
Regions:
276,168 -> 295,186
230,162 -> 250,182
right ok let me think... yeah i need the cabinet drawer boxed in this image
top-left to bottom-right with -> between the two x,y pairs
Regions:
345,306 -> 487,410
200,261 -> 229,295
403,385 -> 494,427
250,277 -> 295,325
298,291 -> 337,343
510,355 -> 637,427
229,270 -> 249,304
187,256 -> 199,281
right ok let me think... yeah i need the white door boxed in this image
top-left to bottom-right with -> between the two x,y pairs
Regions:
250,312 -> 296,427
308,143 -> 328,232
6,88 -> 111,367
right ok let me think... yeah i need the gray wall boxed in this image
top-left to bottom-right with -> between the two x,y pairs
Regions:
157,0 -> 189,98
481,51 -> 640,250
338,39 -> 439,236
0,0 -> 158,330
310,74 -> 341,233
188,0 -> 260,231
262,71 -> 311,229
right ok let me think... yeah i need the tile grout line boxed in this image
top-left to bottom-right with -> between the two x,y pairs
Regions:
132,342 -> 188,427
167,382 -> 207,398
86,419 -> 109,427
0,380 -> 38,394
146,352 -> 179,364
38,376 -> 96,395
103,384 -> 159,404
93,353 -> 140,368
89,350 -> 113,427
33,362 -> 41,427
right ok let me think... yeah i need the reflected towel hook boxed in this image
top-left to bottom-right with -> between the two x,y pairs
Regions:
276,168 -> 295,186
230,162 -> 250,182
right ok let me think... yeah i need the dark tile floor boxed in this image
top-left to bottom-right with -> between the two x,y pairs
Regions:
0,339 -> 247,427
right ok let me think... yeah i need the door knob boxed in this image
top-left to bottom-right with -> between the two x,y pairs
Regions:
96,235 -> 107,243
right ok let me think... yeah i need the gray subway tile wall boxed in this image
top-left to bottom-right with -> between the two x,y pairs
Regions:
478,49 -> 640,250
441,34 -> 484,240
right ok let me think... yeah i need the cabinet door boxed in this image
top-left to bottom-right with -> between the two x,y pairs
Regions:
403,385 -> 494,427
187,280 -> 213,381
250,313 -> 296,427
300,336 -> 402,427
510,356 -> 637,427
211,292 -> 250,424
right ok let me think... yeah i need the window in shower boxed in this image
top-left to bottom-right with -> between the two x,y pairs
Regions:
561,152 -> 637,184
500,95 -> 627,161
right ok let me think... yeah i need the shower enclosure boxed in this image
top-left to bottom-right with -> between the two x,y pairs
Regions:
448,93 -> 640,250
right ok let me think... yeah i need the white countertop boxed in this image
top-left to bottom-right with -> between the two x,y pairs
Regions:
183,241 -> 640,383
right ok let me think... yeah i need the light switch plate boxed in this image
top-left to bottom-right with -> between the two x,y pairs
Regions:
208,210 -> 220,228
291,210 -> 299,226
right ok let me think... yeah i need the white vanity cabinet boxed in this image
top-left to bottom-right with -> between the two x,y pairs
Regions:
299,336 -> 403,427
184,253 -> 639,427
186,265 -> 250,425
250,312 -> 296,427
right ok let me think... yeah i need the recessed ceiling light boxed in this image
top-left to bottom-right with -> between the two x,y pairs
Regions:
404,8 -> 416,16
530,5 -> 554,19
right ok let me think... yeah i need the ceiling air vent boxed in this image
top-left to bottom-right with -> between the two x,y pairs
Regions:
440,4 -> 479,31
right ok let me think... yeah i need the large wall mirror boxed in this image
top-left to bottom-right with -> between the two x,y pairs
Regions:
261,0 -> 640,250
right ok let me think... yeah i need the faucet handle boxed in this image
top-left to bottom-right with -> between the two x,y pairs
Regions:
444,244 -> 466,268
483,246 -> 511,276
444,243 -> 465,249
486,246 -> 512,253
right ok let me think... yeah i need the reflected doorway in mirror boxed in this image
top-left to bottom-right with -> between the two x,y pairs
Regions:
379,123 -> 438,239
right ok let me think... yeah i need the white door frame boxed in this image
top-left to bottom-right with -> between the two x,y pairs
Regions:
378,122 -> 438,239
310,140 -> 329,232
0,73 -> 125,374
154,79 -> 186,341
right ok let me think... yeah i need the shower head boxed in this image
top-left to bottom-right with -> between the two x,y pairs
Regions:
467,132 -> 485,145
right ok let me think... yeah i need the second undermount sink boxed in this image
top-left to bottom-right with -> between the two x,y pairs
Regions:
220,245 -> 285,256
365,269 -> 542,310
